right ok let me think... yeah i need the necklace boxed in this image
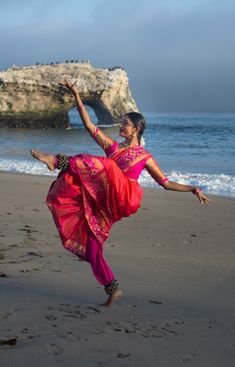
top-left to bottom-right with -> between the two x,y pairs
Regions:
120,141 -> 139,148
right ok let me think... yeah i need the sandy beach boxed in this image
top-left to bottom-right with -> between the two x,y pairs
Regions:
0,172 -> 235,367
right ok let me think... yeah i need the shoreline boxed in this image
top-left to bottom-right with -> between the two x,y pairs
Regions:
1,170 -> 234,201
1,172 -> 235,366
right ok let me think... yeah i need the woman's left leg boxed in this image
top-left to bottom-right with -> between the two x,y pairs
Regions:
85,231 -> 123,307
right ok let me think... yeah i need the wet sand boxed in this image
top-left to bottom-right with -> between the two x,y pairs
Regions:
0,172 -> 235,367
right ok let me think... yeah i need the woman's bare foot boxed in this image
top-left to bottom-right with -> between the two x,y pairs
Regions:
30,149 -> 56,171
101,289 -> 123,308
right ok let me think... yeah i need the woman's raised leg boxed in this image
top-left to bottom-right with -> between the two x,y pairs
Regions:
30,149 -> 57,171
31,150 -> 70,171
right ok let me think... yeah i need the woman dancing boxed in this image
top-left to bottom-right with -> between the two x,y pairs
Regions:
31,80 -> 210,307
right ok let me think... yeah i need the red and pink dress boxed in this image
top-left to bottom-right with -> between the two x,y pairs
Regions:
46,127 -> 168,288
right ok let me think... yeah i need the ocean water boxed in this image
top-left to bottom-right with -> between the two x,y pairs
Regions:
0,108 -> 235,198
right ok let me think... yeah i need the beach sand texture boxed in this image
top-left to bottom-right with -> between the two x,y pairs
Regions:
0,173 -> 235,367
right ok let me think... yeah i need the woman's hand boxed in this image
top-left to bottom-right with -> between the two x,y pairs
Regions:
195,190 -> 211,205
59,79 -> 78,95
59,79 -> 93,128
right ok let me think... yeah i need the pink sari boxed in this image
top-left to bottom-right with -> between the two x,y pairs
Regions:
46,145 -> 151,285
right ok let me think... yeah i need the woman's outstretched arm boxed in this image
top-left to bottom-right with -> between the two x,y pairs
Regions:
59,80 -> 115,153
145,156 -> 210,204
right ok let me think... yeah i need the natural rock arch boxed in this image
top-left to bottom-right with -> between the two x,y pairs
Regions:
0,63 -> 139,128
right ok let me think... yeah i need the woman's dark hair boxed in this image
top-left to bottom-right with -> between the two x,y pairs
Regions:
125,112 -> 146,144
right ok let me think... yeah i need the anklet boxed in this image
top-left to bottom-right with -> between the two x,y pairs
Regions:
57,154 -> 69,170
104,280 -> 119,295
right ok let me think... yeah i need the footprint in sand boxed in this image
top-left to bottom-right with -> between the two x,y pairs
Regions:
18,225 -> 38,234
45,304 -> 101,322
87,306 -> 101,313
0,272 -> 9,278
124,327 -> 136,334
148,299 -> 162,305
131,318 -> 184,338
160,319 -> 184,336
172,318 -> 184,325
48,343 -> 63,356
116,352 -> 130,358
44,314 -> 57,321
106,321 -> 163,338
63,309 -> 88,320
27,252 -> 43,258
0,337 -> 17,346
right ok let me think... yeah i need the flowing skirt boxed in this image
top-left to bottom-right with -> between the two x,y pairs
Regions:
46,154 -> 143,284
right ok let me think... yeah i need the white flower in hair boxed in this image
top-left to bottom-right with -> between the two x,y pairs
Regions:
139,136 -> 145,147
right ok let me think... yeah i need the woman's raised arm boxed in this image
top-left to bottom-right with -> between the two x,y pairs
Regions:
59,80 -> 115,153
59,80 -> 96,134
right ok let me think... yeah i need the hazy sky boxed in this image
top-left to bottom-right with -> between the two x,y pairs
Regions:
1,0 -> 235,112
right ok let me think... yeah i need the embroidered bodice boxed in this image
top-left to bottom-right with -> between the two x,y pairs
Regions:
90,126 -> 168,184
106,142 -> 149,180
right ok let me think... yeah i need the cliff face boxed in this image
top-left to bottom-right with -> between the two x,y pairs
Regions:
0,63 -> 138,128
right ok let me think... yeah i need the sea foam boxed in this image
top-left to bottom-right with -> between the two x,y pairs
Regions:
0,158 -> 234,198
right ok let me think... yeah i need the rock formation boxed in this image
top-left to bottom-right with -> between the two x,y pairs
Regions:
0,62 -> 138,128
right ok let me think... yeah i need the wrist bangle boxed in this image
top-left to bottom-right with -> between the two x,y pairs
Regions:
158,177 -> 169,185
192,188 -> 202,195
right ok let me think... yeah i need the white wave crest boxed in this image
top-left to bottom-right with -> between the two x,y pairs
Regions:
0,159 -> 235,198
0,158 -> 57,177
139,169 -> 235,197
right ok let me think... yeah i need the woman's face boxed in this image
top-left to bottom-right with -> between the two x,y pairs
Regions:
119,115 -> 138,138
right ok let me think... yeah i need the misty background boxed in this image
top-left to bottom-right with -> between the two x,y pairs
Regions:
0,0 -> 235,112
